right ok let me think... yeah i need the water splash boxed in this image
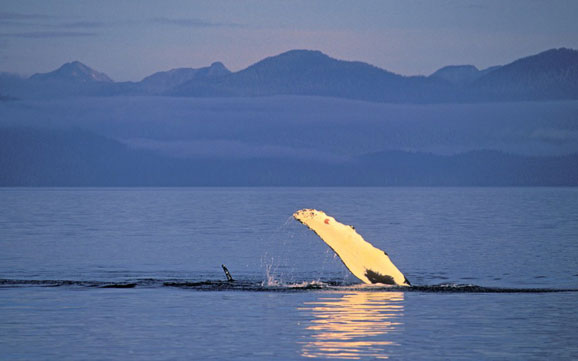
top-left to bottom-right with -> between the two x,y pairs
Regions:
263,261 -> 280,287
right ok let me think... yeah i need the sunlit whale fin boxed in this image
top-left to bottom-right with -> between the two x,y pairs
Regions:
293,209 -> 410,286
221,264 -> 234,282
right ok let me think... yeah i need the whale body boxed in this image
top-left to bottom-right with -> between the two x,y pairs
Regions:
293,209 -> 410,286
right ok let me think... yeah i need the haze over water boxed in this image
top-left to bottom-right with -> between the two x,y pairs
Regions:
1,187 -> 577,360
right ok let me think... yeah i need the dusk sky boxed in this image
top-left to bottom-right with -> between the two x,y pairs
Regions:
1,0 -> 577,81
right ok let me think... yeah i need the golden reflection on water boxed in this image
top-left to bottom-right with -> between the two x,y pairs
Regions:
299,291 -> 404,360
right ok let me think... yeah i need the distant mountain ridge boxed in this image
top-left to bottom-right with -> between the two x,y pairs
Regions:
170,50 -> 411,100
31,61 -> 113,83
139,62 -> 230,93
1,47 -> 577,102
472,48 -> 578,100
1,127 -> 576,186
429,64 -> 500,85
2,61 -> 232,97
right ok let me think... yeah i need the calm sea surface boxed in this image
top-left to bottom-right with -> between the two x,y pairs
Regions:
1,187 -> 577,360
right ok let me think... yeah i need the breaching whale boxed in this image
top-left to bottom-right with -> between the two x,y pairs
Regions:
293,209 -> 410,286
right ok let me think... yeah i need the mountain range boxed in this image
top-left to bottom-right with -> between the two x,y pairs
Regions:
2,47 -> 577,186
2,47 -> 577,102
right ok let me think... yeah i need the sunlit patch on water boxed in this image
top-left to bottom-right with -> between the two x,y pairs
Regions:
299,291 -> 404,359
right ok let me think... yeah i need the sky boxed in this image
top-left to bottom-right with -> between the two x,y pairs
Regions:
1,0 -> 577,81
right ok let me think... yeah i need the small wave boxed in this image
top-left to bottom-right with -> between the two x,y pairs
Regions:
100,283 -> 137,288
407,283 -> 578,293
1,278 -> 576,293
0,279 -> 138,289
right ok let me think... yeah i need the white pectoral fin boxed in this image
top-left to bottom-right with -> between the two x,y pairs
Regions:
293,209 -> 410,286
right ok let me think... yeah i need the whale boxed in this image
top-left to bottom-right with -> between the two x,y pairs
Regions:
293,209 -> 410,286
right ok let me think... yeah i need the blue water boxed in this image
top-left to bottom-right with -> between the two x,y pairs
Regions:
1,188 -> 577,360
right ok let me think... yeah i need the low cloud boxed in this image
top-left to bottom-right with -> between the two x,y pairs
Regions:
530,128 -> 578,145
150,17 -> 243,28
123,138 -> 348,162
56,21 -> 108,29
0,12 -> 50,20
0,31 -> 98,38
0,12 -> 53,27
0,12 -> 108,30
1,13 -> 242,33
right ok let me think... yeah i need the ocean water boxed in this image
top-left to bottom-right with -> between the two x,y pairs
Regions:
1,187 -> 577,360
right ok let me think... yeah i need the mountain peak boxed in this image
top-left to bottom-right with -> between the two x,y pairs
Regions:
207,61 -> 230,77
431,64 -> 479,75
139,62 -> 231,93
541,47 -> 577,56
278,49 -> 327,57
31,61 -> 113,83
268,49 -> 330,62
430,65 -> 482,85
210,61 -> 226,69
242,49 -> 357,75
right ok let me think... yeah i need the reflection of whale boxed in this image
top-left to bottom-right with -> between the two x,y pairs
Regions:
299,291 -> 404,359
294,209 -> 410,286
